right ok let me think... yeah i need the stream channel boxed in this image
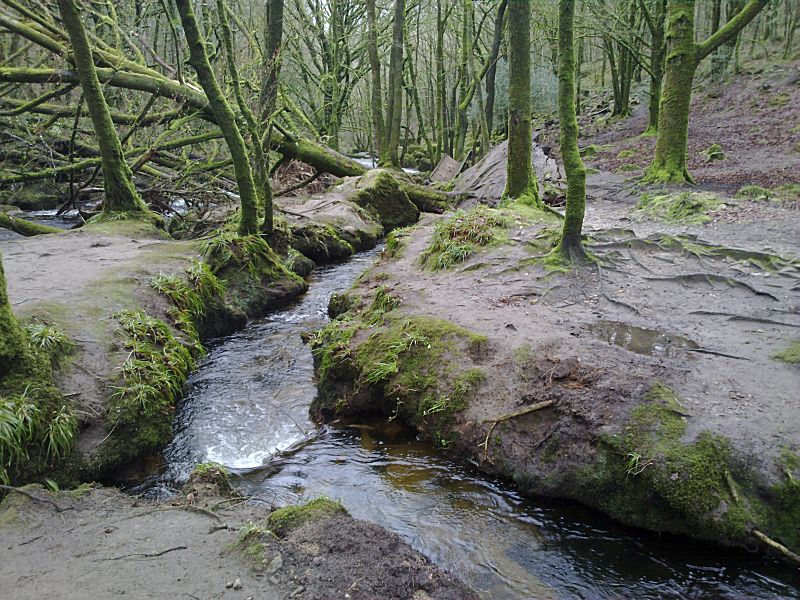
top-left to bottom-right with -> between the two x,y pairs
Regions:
142,248 -> 800,600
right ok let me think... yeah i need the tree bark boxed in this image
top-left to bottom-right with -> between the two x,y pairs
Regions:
503,0 -> 541,206
55,0 -> 149,214
556,0 -> 587,261
382,0 -> 406,167
174,0 -> 259,234
366,0 -> 385,161
485,0 -> 507,134
259,0 -> 284,233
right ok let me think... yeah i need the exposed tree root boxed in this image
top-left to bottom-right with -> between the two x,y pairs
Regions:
0,484 -> 72,512
480,400 -> 556,460
643,273 -> 780,301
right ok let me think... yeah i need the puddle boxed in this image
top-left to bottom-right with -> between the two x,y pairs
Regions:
585,320 -> 699,358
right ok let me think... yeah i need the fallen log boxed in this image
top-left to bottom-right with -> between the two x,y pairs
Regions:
0,212 -> 64,236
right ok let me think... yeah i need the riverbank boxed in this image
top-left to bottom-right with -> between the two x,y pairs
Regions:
309,178 -> 800,561
0,479 -> 473,600
0,167 -> 436,485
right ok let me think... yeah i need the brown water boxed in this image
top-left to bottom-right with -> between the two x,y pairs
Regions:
145,249 -> 800,599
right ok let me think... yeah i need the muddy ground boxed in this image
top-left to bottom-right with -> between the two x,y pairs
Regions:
580,59 -> 800,194
0,485 -> 472,600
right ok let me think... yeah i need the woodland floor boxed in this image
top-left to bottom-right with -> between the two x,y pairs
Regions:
0,58 -> 798,594
0,486 -> 469,600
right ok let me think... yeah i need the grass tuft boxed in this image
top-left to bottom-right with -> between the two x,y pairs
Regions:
420,206 -> 508,270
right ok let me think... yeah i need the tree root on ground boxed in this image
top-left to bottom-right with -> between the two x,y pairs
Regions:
480,400 -> 556,460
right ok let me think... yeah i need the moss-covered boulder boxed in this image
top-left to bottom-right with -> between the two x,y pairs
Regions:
310,286 -> 487,446
0,182 -> 65,211
345,169 -> 420,232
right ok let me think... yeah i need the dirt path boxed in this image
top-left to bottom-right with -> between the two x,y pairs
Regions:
0,486 -> 472,600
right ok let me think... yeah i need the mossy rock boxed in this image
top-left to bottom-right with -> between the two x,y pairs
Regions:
290,221 -> 355,263
328,291 -> 357,319
185,462 -> 237,497
284,249 -> 315,277
773,341 -> 800,364
349,169 -> 420,232
266,497 -> 348,537
736,185 -> 771,201
704,144 -> 727,161
0,182 -> 65,211
310,287 -> 487,445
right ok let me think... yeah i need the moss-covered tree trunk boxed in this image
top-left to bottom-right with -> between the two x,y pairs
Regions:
259,0 -> 284,234
503,0 -> 541,206
174,0 -> 259,234
366,0 -> 385,161
645,0 -> 768,183
485,0 -> 508,134
55,0 -> 148,214
556,0 -> 587,262
643,0 -> 667,136
0,252 -> 28,377
381,0 -> 405,168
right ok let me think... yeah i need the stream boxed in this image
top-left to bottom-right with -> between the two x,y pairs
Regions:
144,248 -> 800,600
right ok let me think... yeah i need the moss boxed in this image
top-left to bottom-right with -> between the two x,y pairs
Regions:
384,225 -> 416,259
420,206 -> 509,270
616,148 -> 638,159
578,144 -> 611,157
266,497 -> 348,537
350,169 -> 419,232
773,341 -> 800,364
1,260 -> 76,485
563,383 -> 800,551
99,310 -> 196,471
186,461 -> 236,497
736,185 -> 771,200
290,221 -> 355,263
636,191 -> 722,224
616,163 -> 642,173
284,248 -> 315,277
200,232 -> 307,319
328,291 -> 357,319
703,143 -> 726,161
311,285 -> 486,445
767,92 -> 790,107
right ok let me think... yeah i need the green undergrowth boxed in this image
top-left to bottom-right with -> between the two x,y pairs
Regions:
736,184 -> 800,202
0,326 -> 76,485
703,143 -> 727,161
103,310 -> 196,463
150,260 -> 226,344
574,383 -> 800,553
420,206 -> 509,270
773,341 -> 800,364
199,231 -> 306,317
311,287 -> 487,446
384,225 -> 416,259
636,191 -> 722,224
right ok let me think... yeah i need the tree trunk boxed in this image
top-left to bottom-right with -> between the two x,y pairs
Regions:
485,0 -> 507,134
503,0 -> 541,206
644,0 -> 667,136
174,0 -> 259,234
0,251 -> 28,377
55,0 -> 148,214
646,0 -> 767,184
382,0 -> 405,167
366,0 -> 385,161
260,0 -> 284,234
556,0 -> 587,261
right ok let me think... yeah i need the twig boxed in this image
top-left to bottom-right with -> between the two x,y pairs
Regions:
99,545 -> 187,561
0,484 -> 72,512
752,530 -> 800,565
480,400 -> 556,459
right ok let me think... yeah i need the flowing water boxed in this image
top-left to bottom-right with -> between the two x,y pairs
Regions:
149,249 -> 800,600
